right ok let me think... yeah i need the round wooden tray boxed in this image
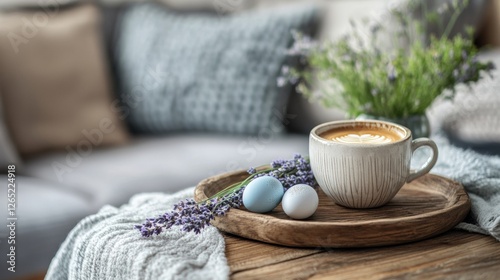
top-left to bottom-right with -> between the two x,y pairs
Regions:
194,171 -> 471,248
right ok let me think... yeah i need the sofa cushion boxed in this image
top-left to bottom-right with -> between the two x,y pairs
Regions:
0,176 -> 95,279
116,3 -> 318,135
0,93 -> 21,171
0,4 -> 130,158
24,133 -> 309,207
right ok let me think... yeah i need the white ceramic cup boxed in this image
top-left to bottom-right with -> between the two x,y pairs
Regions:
309,120 -> 438,208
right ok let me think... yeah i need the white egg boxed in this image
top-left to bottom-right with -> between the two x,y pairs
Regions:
282,184 -> 318,219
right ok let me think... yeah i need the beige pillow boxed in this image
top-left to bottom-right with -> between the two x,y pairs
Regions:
0,4 -> 129,157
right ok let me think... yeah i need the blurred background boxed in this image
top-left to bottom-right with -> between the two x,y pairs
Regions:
0,0 -> 499,279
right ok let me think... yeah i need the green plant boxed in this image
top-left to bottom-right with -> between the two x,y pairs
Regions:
280,0 -> 495,119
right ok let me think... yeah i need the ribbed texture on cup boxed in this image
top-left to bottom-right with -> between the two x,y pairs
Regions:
310,134 -> 411,208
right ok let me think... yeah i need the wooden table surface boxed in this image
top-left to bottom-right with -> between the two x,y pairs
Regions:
224,230 -> 500,279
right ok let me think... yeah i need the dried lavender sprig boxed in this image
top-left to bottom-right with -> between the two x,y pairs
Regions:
250,154 -> 317,191
135,154 -> 316,236
135,190 -> 243,237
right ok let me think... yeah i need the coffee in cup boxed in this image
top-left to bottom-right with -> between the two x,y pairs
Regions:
319,123 -> 404,144
309,120 -> 438,208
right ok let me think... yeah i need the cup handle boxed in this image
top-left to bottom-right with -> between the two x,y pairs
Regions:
407,138 -> 439,183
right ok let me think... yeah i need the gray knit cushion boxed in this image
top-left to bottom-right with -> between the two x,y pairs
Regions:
116,3 -> 317,134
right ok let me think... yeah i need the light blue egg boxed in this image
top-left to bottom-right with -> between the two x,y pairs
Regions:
242,176 -> 284,213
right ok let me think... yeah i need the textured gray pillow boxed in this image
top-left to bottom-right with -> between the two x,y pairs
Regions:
116,3 -> 317,134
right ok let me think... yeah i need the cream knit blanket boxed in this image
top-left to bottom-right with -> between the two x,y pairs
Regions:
45,188 -> 229,280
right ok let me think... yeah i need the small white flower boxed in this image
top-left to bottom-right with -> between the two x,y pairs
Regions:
277,77 -> 287,87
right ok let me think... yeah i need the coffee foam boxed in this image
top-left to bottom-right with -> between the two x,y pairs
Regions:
320,125 -> 403,145
332,133 -> 394,144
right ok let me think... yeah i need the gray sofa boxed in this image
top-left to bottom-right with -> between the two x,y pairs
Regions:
0,0 -> 494,279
